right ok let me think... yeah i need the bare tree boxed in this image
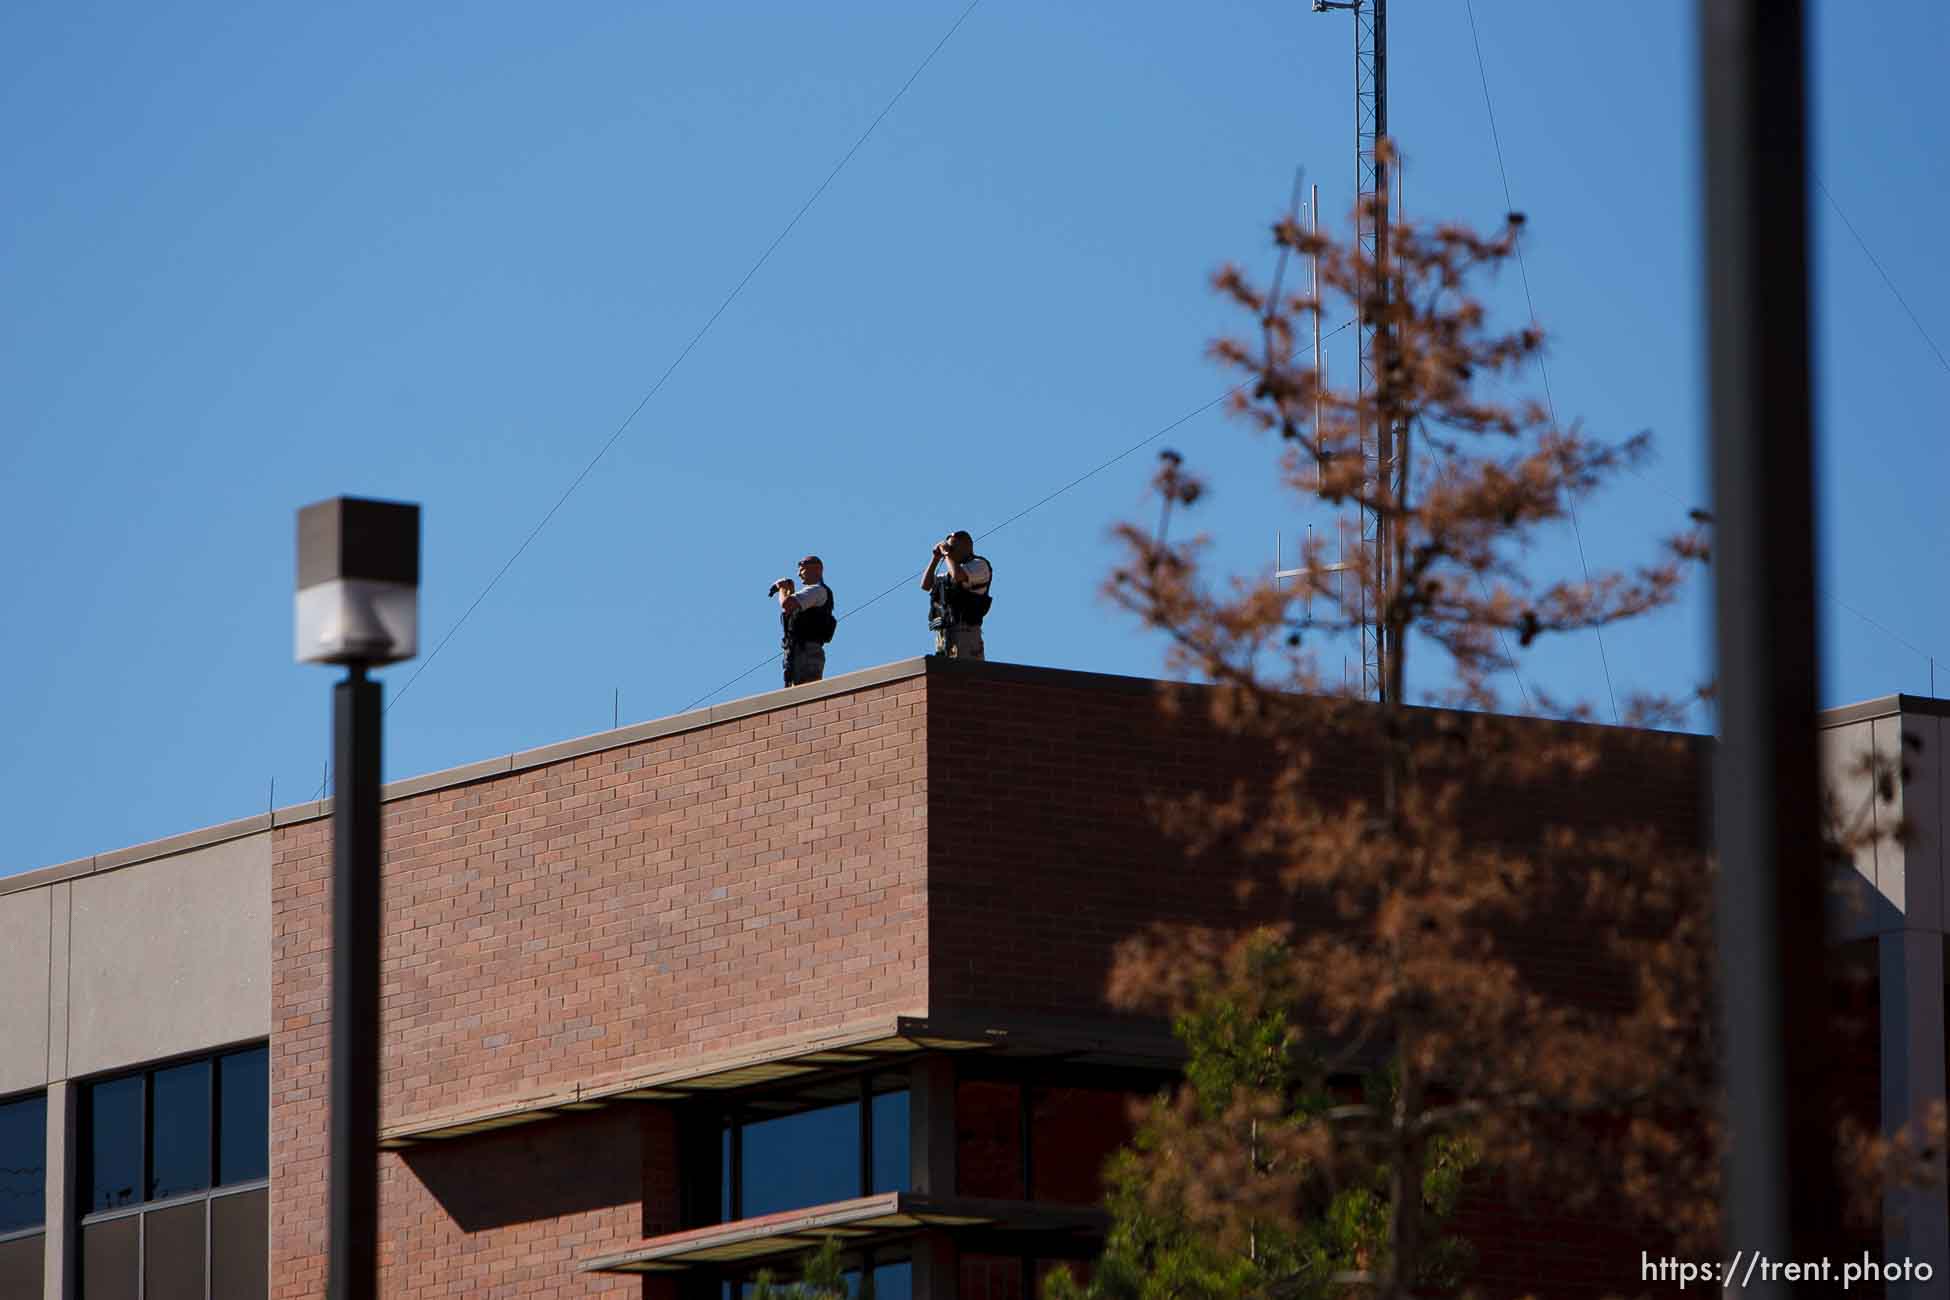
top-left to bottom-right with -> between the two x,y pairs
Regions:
1088,143 -> 1725,1298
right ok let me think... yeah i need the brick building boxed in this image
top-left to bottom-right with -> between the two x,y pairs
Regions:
0,658 -> 1941,1298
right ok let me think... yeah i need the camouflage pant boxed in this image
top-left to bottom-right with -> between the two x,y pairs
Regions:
933,624 -> 985,660
784,642 -> 825,686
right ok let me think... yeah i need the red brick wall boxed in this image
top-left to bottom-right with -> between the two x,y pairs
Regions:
267,662 -> 1717,1298
924,670 -> 1301,1021
270,678 -> 929,1295
1447,1182 -> 1662,1299
925,667 -> 1706,1021
925,666 -> 1711,1299
270,813 -> 332,1299
379,1107 -> 649,1297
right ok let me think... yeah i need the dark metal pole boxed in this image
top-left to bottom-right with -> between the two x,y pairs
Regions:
1702,0 -> 1837,1283
1371,0 -> 1395,705
330,663 -> 382,1300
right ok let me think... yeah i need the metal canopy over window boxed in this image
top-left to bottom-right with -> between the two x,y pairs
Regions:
578,1192 -> 1109,1276
379,1019 -> 1006,1150
379,1014 -> 1183,1151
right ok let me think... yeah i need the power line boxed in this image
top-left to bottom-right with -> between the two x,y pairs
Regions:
678,323 -> 1357,713
1807,179 -> 1950,681
384,0 -> 983,716
1581,413 -> 1950,698
1808,178 -> 1950,679
1462,3 -> 1950,711
1419,435 -> 1534,713
1463,0 -> 1619,725
1815,176 -> 1950,377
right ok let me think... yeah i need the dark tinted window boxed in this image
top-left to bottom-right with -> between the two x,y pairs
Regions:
870,1088 -> 908,1194
0,1092 -> 45,1233
960,1254 -> 1023,1300
872,1260 -> 913,1300
149,1059 -> 212,1200
217,1047 -> 269,1185
741,1101 -> 859,1217
955,1081 -> 1023,1198
86,1075 -> 144,1212
144,1199 -> 206,1300
81,1213 -> 139,1300
212,1188 -> 269,1300
1030,1087 -> 1134,1203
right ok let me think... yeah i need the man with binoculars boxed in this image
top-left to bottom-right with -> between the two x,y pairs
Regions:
920,530 -> 993,660
769,554 -> 836,686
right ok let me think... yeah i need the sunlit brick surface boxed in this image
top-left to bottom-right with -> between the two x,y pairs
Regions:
271,677 -> 927,1296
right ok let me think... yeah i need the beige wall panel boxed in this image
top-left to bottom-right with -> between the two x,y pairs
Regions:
67,832 -> 271,1078
1872,715 -> 1910,919
1900,713 -> 1945,934
1823,717 -> 1893,939
0,886 -> 51,1094
47,880 -> 71,1080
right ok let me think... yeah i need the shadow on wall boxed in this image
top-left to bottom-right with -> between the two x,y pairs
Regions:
399,1108 -> 643,1232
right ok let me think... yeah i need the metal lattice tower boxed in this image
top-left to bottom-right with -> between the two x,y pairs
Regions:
1315,0 -> 1393,701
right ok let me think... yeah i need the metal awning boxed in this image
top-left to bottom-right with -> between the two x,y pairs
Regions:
378,1017 -> 999,1149
378,1010 -> 1182,1150
578,1192 -> 1109,1275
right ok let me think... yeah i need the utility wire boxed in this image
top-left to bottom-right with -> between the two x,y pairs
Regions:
1815,176 -> 1950,377
1423,435 -> 1534,713
1809,178 -> 1950,676
383,0 -> 984,716
1463,3 -> 1950,713
678,323 -> 1357,712
1807,179 -> 1950,683
1464,0 -> 1619,724
1587,418 -> 1950,698
295,14 -> 1950,800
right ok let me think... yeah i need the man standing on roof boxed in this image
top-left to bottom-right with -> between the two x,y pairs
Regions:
771,555 -> 836,687
920,530 -> 992,660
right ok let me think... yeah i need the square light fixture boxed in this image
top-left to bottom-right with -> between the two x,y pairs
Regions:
295,497 -> 420,666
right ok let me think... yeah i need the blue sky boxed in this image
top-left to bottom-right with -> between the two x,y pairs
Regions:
3,2 -> 1945,875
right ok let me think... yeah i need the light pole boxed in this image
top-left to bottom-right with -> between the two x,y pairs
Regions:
295,496 -> 420,1300
1701,0 -> 1838,1285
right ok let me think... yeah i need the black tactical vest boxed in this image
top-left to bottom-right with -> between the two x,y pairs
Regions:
785,583 -> 838,645
928,556 -> 992,630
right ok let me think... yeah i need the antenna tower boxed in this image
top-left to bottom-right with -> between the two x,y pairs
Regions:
1313,0 -> 1397,702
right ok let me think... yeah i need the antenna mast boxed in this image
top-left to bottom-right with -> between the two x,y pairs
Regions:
1314,0 -> 1396,702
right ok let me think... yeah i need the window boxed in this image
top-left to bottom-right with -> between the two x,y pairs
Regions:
872,1259 -> 913,1300
955,1080 -> 1023,1198
742,1099 -> 859,1217
718,1074 -> 909,1221
0,1090 -> 47,1295
962,1254 -> 1095,1300
872,1088 -> 909,1192
79,1044 -> 269,1300
721,1249 -> 912,1300
87,1075 -> 143,1212
956,1076 -> 1148,1204
960,1253 -> 1025,1300
216,1049 -> 268,1185
1029,1087 -> 1135,1205
148,1059 -> 211,1201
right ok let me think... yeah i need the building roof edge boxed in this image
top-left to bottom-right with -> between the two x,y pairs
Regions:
2,658 -> 931,893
